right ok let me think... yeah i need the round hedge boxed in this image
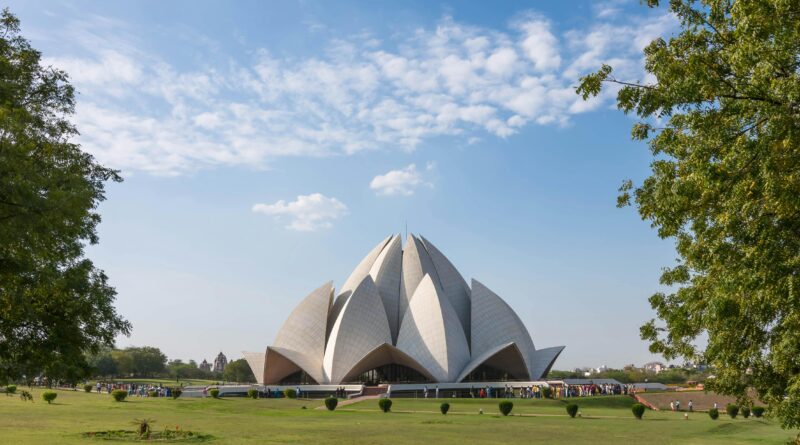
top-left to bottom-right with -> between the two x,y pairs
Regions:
172,389 -> 182,399
741,406 -> 751,418
5,384 -> 16,394
632,403 -> 645,419
566,403 -> 579,418
752,406 -> 765,418
42,391 -> 57,404
111,389 -> 127,402
499,400 -> 514,416
440,402 -> 450,415
283,388 -> 297,399
708,408 -> 719,420
726,404 -> 739,419
83,384 -> 93,393
247,389 -> 259,399
209,389 -> 220,399
324,397 -> 338,411
378,398 -> 392,413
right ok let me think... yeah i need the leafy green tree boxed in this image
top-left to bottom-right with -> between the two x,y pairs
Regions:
222,359 -> 256,383
88,348 -> 118,378
126,346 -> 166,377
0,8 -> 130,383
577,0 -> 800,428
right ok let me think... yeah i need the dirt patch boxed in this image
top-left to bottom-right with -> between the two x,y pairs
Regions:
636,391 -> 738,411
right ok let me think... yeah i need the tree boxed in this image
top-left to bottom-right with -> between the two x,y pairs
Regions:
126,347 -> 166,377
577,0 -> 800,429
222,359 -> 256,383
88,348 -> 118,378
0,8 -> 130,383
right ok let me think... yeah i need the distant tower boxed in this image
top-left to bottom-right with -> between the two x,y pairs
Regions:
213,352 -> 228,373
199,359 -> 211,372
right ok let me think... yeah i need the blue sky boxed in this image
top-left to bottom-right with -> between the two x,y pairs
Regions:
9,0 -> 681,369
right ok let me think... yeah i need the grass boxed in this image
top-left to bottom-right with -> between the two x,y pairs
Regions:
1,388 -> 797,444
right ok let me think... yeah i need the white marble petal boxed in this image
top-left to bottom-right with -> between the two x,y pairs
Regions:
396,274 -> 470,382
242,351 -> 266,384
528,346 -> 566,380
470,279 -> 537,377
420,235 -> 471,344
327,236 -> 392,338
399,234 -> 442,329
369,234 -> 403,342
323,276 -> 393,383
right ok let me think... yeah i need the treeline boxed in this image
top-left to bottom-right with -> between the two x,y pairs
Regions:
547,368 -> 709,385
87,347 -> 255,383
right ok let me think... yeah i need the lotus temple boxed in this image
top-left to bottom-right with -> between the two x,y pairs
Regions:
243,234 -> 564,385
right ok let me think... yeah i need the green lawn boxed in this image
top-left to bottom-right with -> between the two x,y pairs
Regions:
1,388 -> 796,444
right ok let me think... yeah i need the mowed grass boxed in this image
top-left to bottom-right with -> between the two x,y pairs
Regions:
1,388 -> 796,444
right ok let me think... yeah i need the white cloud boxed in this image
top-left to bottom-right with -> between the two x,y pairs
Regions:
43,10 -> 676,176
252,193 -> 348,231
370,164 -> 432,196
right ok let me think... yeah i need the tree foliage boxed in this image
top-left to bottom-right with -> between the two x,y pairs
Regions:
0,8 -> 130,383
222,359 -> 256,383
577,0 -> 800,429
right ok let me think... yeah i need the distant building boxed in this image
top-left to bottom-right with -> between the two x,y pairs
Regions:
595,365 -> 609,373
199,359 -> 211,372
213,352 -> 228,373
643,361 -> 666,374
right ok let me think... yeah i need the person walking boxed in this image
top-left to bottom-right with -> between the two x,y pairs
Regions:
688,400 -> 693,412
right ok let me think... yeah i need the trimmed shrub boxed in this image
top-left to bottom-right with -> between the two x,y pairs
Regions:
378,398 -> 392,413
111,390 -> 128,402
726,404 -> 739,419
324,397 -> 338,411
566,403 -> 579,418
632,403 -> 645,420
83,384 -> 93,393
247,389 -> 258,399
283,388 -> 297,399
752,406 -> 765,418
6,384 -> 17,394
148,390 -> 159,398
42,391 -> 57,404
172,389 -> 182,399
440,402 -> 450,415
499,400 -> 514,416
741,406 -> 750,418
708,408 -> 719,420
209,389 -> 220,399
541,386 -> 552,399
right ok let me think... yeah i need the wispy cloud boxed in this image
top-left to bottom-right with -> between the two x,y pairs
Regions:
42,10 -> 676,176
370,163 -> 434,196
252,193 -> 348,231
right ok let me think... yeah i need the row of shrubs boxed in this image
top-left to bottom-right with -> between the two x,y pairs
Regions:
708,404 -> 765,420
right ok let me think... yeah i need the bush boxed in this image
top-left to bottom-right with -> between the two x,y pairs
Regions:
283,388 -> 297,399
541,386 -> 552,399
499,400 -> 514,416
172,389 -> 182,399
324,397 -> 338,411
378,398 -> 392,413
83,384 -> 93,393
111,390 -> 128,402
42,391 -> 57,404
209,389 -> 220,399
741,406 -> 750,418
247,389 -> 258,399
708,408 -> 719,420
566,403 -> 579,418
752,406 -> 765,418
726,404 -> 739,419
632,403 -> 645,420
440,402 -> 450,415
6,384 -> 17,394
148,390 -> 159,398
19,390 -> 33,402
